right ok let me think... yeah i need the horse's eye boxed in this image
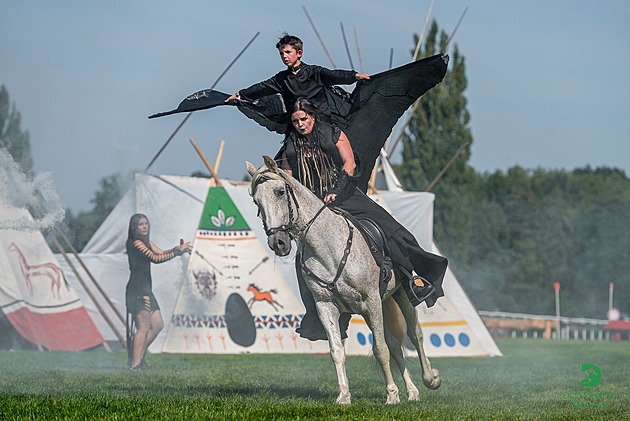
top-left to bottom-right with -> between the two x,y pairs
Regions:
276,189 -> 285,198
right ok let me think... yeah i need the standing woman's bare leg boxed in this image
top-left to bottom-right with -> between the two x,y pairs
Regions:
142,309 -> 164,356
131,308 -> 151,368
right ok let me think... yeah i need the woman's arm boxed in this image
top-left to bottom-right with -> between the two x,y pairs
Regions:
134,240 -> 176,264
324,130 -> 356,204
336,131 -> 356,176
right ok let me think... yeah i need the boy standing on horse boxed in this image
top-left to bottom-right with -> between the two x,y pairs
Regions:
226,33 -> 370,116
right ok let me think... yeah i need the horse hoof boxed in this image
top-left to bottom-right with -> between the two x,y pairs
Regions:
386,395 -> 400,405
423,368 -> 441,390
336,393 -> 351,405
407,388 -> 420,401
386,385 -> 400,404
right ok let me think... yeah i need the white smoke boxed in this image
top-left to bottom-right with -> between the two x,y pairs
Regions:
0,148 -> 65,231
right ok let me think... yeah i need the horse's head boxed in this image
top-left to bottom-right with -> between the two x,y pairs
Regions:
247,156 -> 295,257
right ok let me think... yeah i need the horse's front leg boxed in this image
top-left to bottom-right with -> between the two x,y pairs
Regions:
315,300 -> 351,405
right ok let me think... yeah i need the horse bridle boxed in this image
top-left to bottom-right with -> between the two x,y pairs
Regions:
252,171 -> 300,239
252,169 -> 327,241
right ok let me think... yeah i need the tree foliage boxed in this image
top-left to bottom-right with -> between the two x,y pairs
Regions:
62,173 -> 130,251
0,85 -> 33,174
396,21 -> 475,263
395,23 -> 629,319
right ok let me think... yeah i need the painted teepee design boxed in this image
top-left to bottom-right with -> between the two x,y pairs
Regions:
162,186 -> 327,354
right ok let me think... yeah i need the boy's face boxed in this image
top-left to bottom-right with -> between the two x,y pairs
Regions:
278,45 -> 302,68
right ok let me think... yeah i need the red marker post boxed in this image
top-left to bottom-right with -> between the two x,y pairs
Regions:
554,282 -> 561,340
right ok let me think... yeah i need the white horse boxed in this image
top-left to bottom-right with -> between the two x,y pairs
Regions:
247,156 -> 441,405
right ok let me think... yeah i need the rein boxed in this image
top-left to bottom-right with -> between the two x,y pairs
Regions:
298,209 -> 354,295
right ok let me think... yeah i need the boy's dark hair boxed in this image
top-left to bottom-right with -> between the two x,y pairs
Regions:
276,33 -> 303,52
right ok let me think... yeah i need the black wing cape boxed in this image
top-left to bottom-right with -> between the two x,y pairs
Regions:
149,53 -> 449,192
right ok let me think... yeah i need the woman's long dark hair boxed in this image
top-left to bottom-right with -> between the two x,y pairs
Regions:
126,213 -> 150,249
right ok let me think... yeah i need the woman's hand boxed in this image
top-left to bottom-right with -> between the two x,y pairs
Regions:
355,73 -> 370,81
176,242 -> 192,255
324,193 -> 338,204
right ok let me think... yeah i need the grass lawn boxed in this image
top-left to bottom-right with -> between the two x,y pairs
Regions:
0,338 -> 627,420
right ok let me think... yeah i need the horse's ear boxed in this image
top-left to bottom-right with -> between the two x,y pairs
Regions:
246,161 -> 257,177
263,155 -> 279,173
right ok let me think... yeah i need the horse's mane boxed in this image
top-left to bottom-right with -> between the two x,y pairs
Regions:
249,166 -> 288,196
250,163 -> 324,207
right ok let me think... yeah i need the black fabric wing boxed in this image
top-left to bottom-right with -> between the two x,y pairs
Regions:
330,53 -> 449,192
148,54 -> 448,193
148,87 -> 289,133
148,89 -> 231,119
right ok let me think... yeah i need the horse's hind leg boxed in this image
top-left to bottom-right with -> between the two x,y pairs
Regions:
392,287 -> 441,390
363,297 -> 400,404
315,301 -> 351,405
384,323 -> 420,401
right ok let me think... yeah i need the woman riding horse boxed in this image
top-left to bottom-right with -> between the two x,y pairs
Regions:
276,98 -> 448,341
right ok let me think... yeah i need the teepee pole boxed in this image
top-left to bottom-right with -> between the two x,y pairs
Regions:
353,25 -> 364,74
52,222 -> 126,325
30,206 -> 125,349
303,6 -> 337,69
340,22 -> 355,69
189,138 -> 223,187
145,32 -> 259,172
424,142 -> 470,192
213,140 -> 225,175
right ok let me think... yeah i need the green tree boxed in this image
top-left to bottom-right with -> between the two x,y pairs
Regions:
62,173 -> 130,251
0,85 -> 33,174
395,21 -> 475,264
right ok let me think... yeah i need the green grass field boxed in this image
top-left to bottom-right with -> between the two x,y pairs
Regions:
0,338 -> 627,420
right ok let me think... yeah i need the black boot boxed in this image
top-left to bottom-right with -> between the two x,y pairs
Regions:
399,268 -> 435,307
406,275 -> 436,306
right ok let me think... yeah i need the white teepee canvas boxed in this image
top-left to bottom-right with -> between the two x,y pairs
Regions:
0,196 -> 104,350
162,186 -> 328,354
58,170 -> 501,357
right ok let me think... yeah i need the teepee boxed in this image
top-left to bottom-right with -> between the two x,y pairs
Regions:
162,185 -> 327,353
0,196 -> 104,351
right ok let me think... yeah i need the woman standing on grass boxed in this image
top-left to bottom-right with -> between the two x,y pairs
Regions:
125,213 -> 190,370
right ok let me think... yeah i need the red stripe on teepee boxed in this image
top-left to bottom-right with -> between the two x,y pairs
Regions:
5,307 -> 104,351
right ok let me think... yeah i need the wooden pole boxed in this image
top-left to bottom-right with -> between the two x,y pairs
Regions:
30,206 -> 125,349
145,32 -> 260,172
353,25 -> 364,74
340,22 -> 355,69
209,140 -> 225,187
303,6 -> 337,69
214,140 -> 225,174
50,220 -> 126,324
189,138 -> 223,187
425,142 -> 470,192
413,0 -> 434,61
384,2 -> 434,158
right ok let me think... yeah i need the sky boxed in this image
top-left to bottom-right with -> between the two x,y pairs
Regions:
1,0 -> 629,212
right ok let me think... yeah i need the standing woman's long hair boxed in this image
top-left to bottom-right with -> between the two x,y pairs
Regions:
126,213 -> 150,249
